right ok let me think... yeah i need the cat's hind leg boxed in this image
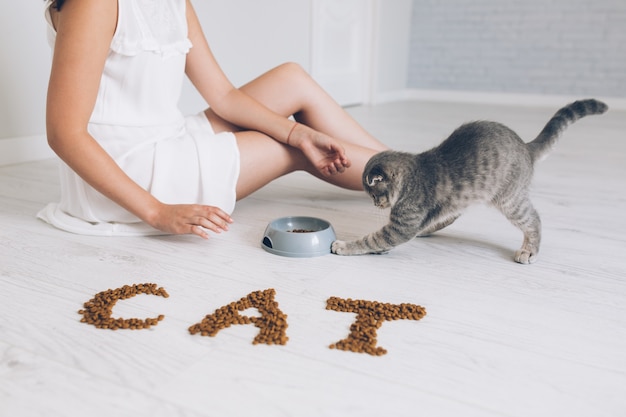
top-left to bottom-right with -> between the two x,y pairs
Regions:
497,196 -> 542,264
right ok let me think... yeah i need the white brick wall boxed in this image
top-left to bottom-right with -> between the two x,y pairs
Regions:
408,0 -> 626,98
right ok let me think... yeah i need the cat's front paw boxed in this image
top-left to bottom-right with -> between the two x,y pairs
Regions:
331,240 -> 349,255
514,249 -> 538,264
331,240 -> 388,256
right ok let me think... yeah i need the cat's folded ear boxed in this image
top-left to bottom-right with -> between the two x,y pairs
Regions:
365,165 -> 385,187
366,174 -> 384,187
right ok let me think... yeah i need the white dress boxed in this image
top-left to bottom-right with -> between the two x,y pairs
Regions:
37,0 -> 240,236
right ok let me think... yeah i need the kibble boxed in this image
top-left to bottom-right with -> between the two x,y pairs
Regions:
78,283 -> 169,330
289,229 -> 315,233
326,297 -> 426,356
188,289 -> 289,346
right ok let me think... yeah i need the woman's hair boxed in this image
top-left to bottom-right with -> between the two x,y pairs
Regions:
51,0 -> 65,11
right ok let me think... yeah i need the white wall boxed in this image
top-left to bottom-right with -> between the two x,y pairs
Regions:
408,0 -> 626,100
371,0 -> 412,103
179,0 -> 312,115
187,0 -> 413,110
0,1 -> 50,140
0,0 -> 52,164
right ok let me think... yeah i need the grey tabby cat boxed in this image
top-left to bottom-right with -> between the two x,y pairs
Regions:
331,99 -> 608,264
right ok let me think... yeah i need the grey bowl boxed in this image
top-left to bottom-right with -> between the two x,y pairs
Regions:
261,216 -> 336,258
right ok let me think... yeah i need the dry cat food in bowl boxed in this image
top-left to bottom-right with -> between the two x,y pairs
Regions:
261,216 -> 336,257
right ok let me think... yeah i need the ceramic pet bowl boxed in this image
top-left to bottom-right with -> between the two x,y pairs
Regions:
261,216 -> 336,258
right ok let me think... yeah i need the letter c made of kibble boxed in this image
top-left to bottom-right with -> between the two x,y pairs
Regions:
78,283 -> 168,330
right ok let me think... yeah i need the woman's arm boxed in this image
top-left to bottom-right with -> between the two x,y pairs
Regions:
184,0 -> 350,176
183,1 -> 293,141
46,0 -> 231,238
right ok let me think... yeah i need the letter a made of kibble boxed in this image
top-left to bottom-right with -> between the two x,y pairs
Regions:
188,289 -> 289,345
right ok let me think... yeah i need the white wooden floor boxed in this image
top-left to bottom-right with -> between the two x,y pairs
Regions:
1,100 -> 625,417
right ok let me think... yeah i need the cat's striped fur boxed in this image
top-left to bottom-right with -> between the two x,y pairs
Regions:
331,99 -> 608,264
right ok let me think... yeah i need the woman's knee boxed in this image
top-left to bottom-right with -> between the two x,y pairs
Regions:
272,62 -> 317,90
275,61 -> 307,78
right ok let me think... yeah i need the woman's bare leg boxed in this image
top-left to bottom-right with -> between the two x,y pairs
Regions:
204,62 -> 389,198
240,62 -> 387,150
232,130 -> 383,199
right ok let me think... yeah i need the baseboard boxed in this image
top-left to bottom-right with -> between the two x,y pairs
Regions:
372,89 -> 626,110
0,135 -> 55,167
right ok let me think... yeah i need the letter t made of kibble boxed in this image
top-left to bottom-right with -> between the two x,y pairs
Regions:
326,297 -> 426,356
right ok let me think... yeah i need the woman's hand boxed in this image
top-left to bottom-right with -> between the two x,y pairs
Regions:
287,123 -> 352,176
147,203 -> 234,239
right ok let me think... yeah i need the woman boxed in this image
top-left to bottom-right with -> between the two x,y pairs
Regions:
39,0 -> 388,238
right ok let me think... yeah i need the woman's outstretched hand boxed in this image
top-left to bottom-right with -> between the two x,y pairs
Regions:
287,123 -> 351,176
147,203 -> 233,239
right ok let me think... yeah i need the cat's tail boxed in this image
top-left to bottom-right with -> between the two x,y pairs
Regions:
527,99 -> 608,163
